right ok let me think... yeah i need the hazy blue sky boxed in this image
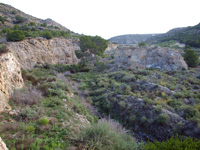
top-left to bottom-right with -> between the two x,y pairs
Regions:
1,0 -> 200,39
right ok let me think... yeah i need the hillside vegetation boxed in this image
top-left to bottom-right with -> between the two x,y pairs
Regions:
0,2 -> 200,150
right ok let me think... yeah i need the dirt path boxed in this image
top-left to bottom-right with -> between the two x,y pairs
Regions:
70,80 -> 101,118
56,73 -> 101,118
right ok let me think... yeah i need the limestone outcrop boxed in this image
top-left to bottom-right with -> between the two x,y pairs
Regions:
114,46 -> 188,71
0,52 -> 23,112
7,37 -> 80,69
0,137 -> 8,150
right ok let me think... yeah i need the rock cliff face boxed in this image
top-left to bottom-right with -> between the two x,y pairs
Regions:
0,137 -> 8,150
105,43 -> 118,51
7,38 -> 80,69
0,52 -> 23,112
114,46 -> 188,71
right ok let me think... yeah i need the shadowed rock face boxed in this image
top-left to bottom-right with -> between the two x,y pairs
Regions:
114,46 -> 188,71
7,37 -> 80,69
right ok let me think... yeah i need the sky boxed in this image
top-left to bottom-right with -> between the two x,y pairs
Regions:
1,0 -> 200,39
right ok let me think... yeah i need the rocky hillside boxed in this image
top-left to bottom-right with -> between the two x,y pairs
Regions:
147,23 -> 200,45
114,46 -> 187,71
0,37 -> 79,113
109,34 -> 159,44
0,2 -> 200,150
0,3 -> 70,31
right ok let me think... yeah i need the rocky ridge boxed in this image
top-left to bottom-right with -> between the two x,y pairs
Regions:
109,34 -> 160,44
0,3 -> 70,31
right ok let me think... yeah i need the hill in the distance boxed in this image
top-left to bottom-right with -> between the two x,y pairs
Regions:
109,34 -> 160,44
110,22 -> 200,48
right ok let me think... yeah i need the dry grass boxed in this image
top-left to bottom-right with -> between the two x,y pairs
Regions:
12,85 -> 42,106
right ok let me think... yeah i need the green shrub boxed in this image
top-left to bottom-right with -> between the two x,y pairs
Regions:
28,22 -> 36,26
42,30 -> 53,39
0,16 -> 6,24
19,106 -> 37,120
182,106 -> 198,119
0,43 -> 8,54
15,15 -> 25,23
142,135 -> 200,150
38,118 -> 49,125
26,126 -> 35,133
139,42 -> 146,47
79,120 -> 138,150
129,115 -> 136,125
6,30 -> 25,41
156,113 -> 170,125
41,23 -> 47,27
183,49 -> 199,67
119,101 -> 126,108
44,97 -> 62,108
96,61 -> 106,71
11,11 -> 17,14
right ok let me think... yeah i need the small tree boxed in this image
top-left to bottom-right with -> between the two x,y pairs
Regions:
183,49 -> 199,67
139,41 -> 146,47
6,30 -> 25,42
80,35 -> 108,56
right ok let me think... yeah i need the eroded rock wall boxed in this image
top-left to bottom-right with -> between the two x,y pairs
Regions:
0,52 -> 23,112
114,46 -> 188,71
8,37 -> 80,69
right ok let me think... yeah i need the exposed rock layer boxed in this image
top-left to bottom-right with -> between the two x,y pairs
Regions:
0,52 -> 23,112
114,46 -> 188,71
8,38 -> 80,69
0,137 -> 8,150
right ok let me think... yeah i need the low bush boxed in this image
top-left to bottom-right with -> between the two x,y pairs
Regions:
156,113 -> 170,125
142,135 -> 200,150
12,86 -> 42,106
79,119 -> 138,150
15,15 -> 25,23
42,30 -> 53,39
26,126 -> 35,133
0,43 -> 8,54
0,16 -> 5,24
6,30 -> 25,41
38,118 -> 49,125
